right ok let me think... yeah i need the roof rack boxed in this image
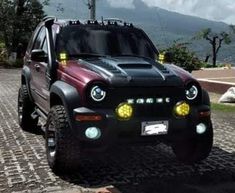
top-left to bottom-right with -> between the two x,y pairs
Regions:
103,18 -> 133,27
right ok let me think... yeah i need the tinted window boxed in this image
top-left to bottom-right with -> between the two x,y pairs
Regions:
56,25 -> 157,59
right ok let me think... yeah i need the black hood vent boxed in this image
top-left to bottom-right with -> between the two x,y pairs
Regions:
118,63 -> 152,69
88,59 -> 123,75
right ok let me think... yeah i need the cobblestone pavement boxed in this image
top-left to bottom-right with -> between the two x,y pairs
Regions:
0,68 -> 235,193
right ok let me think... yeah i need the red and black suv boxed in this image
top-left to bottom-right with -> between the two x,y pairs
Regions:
18,17 -> 213,173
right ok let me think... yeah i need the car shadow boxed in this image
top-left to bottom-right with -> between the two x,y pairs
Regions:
23,124 -> 45,136
57,145 -> 235,193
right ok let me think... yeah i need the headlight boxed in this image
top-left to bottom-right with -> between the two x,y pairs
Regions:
186,85 -> 198,100
90,85 -> 106,102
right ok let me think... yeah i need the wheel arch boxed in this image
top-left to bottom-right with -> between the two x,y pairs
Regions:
201,89 -> 210,106
21,66 -> 33,100
50,81 -> 81,128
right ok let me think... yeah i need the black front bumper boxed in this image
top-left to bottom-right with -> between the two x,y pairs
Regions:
71,104 -> 212,150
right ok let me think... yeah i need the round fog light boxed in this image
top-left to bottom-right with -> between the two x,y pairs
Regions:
85,127 -> 101,139
196,123 -> 207,134
174,101 -> 190,117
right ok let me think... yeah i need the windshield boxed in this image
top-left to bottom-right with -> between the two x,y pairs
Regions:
56,25 -> 157,59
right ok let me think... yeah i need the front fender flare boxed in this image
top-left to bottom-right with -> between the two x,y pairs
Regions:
21,66 -> 32,100
50,81 -> 81,128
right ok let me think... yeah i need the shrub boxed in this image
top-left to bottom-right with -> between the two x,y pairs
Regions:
164,43 -> 203,72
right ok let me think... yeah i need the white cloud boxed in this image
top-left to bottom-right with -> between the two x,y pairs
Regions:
106,0 -> 135,9
106,0 -> 235,24
141,0 -> 235,24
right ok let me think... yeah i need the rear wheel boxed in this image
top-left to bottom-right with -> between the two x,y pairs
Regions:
18,85 -> 38,131
172,122 -> 213,164
45,105 -> 81,173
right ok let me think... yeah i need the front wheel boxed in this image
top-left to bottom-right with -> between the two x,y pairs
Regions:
172,122 -> 213,164
45,105 -> 81,173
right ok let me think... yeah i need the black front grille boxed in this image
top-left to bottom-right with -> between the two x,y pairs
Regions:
88,86 -> 186,117
133,103 -> 172,117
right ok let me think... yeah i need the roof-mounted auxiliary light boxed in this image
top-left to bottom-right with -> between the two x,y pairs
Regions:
69,20 -> 80,25
124,22 -> 134,27
87,20 -> 99,25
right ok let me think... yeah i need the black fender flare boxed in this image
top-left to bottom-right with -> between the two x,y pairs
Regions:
50,81 -> 81,128
21,66 -> 33,100
201,89 -> 210,106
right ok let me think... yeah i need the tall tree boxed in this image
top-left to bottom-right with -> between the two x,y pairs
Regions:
0,0 -> 14,49
196,28 -> 232,67
0,0 -> 46,57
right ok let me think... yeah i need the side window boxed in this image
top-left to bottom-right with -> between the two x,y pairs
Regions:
26,25 -> 42,52
33,26 -> 46,50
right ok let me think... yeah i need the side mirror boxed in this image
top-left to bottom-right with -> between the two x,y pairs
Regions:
31,49 -> 48,62
164,52 -> 174,63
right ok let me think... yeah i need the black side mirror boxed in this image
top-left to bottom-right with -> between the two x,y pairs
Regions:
164,52 -> 174,63
31,49 -> 48,62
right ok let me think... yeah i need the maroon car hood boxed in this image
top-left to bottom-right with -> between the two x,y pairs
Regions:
58,57 -> 195,87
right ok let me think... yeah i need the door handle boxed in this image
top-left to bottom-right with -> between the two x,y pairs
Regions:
34,64 -> 40,71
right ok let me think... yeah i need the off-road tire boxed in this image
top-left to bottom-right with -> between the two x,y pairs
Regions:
18,85 -> 38,131
172,122 -> 213,164
45,105 -> 81,174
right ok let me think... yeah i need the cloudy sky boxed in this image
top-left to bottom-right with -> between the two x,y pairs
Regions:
106,0 -> 235,24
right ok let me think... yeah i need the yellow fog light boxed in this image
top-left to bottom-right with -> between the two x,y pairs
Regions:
174,101 -> 190,117
116,102 -> 133,120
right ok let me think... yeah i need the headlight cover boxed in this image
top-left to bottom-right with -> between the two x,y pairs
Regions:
186,85 -> 198,100
90,85 -> 106,102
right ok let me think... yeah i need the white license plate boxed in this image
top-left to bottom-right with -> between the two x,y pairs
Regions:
141,121 -> 169,136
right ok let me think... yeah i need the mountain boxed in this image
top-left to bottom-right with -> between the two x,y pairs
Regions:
43,0 -> 235,65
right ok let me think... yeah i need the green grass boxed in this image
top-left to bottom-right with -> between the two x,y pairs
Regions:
211,103 -> 235,112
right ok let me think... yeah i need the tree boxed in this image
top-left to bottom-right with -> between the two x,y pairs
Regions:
0,0 -> 14,49
196,28 -> 232,67
165,41 -> 202,72
0,0 -> 47,58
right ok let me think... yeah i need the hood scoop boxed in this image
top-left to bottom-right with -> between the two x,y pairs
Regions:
79,56 -> 183,87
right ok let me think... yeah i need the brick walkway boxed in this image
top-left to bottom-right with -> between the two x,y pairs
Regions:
0,68 -> 235,193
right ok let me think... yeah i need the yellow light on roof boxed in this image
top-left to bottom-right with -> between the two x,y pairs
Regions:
116,102 -> 133,120
174,101 -> 190,117
60,53 -> 67,60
